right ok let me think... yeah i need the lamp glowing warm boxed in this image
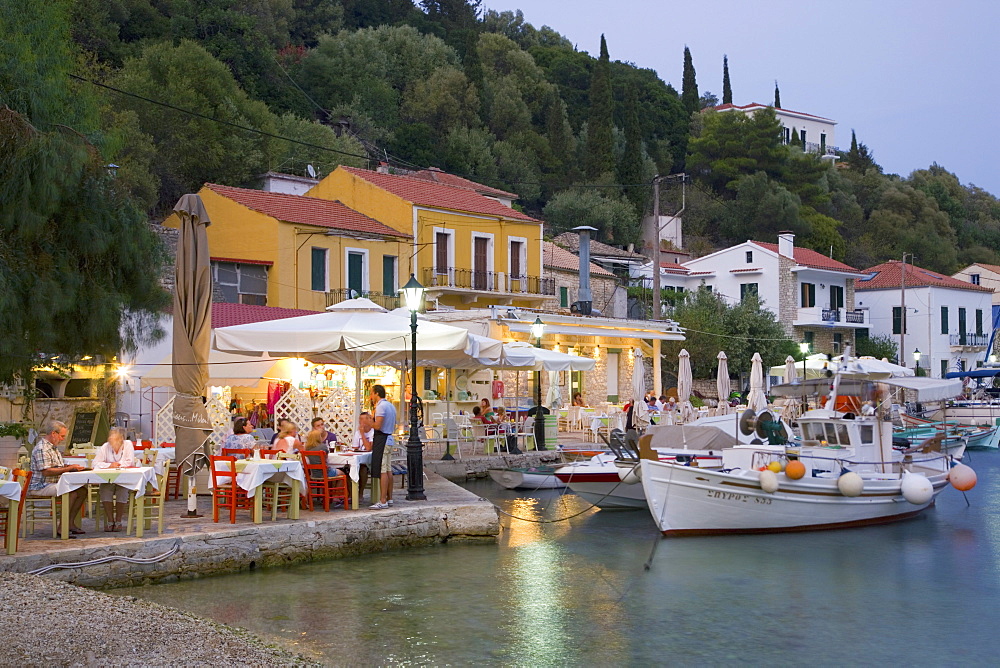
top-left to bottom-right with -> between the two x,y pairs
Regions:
400,273 -> 425,313
530,316 -> 545,341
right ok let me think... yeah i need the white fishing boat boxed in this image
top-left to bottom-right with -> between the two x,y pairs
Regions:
487,465 -> 567,490
639,365 -> 977,536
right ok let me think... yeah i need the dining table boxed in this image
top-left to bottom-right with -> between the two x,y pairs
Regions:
1,477 -> 24,554
56,467 -> 159,539
327,450 -> 375,510
210,458 -> 306,523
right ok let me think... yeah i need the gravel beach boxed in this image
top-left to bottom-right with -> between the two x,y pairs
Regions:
0,573 -> 320,666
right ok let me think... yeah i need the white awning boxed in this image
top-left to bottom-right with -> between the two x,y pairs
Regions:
880,377 -> 963,402
501,319 -> 684,341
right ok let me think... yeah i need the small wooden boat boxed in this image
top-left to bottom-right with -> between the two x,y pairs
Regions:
488,465 -> 567,490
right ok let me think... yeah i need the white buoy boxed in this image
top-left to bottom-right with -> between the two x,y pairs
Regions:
901,472 -> 934,504
837,471 -> 864,497
759,469 -> 779,493
618,465 -> 641,484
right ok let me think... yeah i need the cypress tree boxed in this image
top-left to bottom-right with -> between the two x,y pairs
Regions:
722,55 -> 732,104
789,126 -> 799,147
850,129 -> 858,154
681,46 -> 699,115
617,86 -> 645,213
584,34 -> 615,179
773,80 -> 781,108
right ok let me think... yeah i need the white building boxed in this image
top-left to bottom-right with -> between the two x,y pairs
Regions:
715,102 -> 838,157
856,260 -> 994,377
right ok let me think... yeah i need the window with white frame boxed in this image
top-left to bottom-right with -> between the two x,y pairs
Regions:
434,229 -> 453,276
344,248 -> 369,297
213,260 -> 268,305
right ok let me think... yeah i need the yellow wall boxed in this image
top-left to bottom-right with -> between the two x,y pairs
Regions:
309,169 -> 545,309
164,186 -> 409,312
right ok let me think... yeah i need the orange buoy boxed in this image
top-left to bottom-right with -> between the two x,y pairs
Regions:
785,460 -> 806,480
949,463 -> 977,491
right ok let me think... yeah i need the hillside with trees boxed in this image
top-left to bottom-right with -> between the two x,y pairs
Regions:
8,0 -> 1000,278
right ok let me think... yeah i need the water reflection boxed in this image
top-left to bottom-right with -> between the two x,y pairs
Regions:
118,456 -> 1000,664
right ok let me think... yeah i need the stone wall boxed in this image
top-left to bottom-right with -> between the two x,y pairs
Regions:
547,269 -> 625,318
777,255 -> 797,337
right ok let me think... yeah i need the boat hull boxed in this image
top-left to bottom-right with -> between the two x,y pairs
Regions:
927,404 -> 1000,427
640,459 -> 948,536
554,465 -> 647,508
488,467 -> 567,490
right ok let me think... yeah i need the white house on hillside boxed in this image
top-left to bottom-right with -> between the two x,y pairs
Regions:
715,102 -> 838,157
857,260 -> 994,377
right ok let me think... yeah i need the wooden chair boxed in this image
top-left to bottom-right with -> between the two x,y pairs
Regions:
209,456 -> 252,524
221,448 -> 253,460
128,462 -> 170,536
300,450 -> 349,512
0,470 -> 31,551
162,443 -> 184,500
21,494 -> 59,538
258,449 -> 283,459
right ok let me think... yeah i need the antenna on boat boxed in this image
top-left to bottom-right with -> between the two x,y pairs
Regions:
825,345 -> 852,411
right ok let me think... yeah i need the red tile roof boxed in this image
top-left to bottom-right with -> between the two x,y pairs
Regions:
408,167 -> 519,199
211,256 -> 273,266
341,167 -> 539,223
211,303 -> 321,328
967,263 -> 1000,275
204,183 -> 408,238
754,242 -> 864,274
543,242 -> 615,277
731,267 -> 763,273
858,260 -> 995,292
658,264 -> 691,274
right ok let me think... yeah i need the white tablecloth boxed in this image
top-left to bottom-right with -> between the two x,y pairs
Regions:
0,479 -> 22,502
327,451 -> 372,483
150,448 -> 176,475
56,467 -> 158,497
212,459 -> 306,498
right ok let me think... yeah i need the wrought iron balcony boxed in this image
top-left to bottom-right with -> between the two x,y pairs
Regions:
804,141 -> 840,156
326,289 -> 399,310
422,268 -> 555,296
821,308 -> 840,322
950,333 -> 989,347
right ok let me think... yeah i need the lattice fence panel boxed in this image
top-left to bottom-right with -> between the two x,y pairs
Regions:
273,387 -> 314,433
317,386 -> 356,443
206,397 -> 232,450
154,396 -> 175,445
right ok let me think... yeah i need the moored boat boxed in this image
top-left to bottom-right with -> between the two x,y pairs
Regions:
488,465 -> 567,490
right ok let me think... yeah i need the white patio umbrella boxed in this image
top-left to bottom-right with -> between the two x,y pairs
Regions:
746,352 -> 768,412
677,349 -> 696,422
546,370 -> 563,409
132,349 -> 301,390
715,351 -> 732,416
632,349 -> 650,430
484,342 -> 596,371
781,355 -> 802,419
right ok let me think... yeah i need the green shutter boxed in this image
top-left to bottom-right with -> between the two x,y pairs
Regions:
941,306 -> 948,334
976,309 -> 984,336
347,252 -> 363,296
383,256 -> 396,296
559,286 -> 568,307
310,248 -> 326,291
892,307 -> 902,335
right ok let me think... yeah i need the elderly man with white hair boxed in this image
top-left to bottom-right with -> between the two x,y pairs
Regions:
28,419 -> 88,535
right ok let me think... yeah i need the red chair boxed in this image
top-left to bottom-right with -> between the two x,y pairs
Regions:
258,449 -> 283,459
222,448 -> 253,460
300,451 -> 349,512
209,456 -> 252,523
160,442 -> 184,500
0,470 -> 31,551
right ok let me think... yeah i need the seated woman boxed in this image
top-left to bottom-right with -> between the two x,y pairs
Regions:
572,392 -> 586,407
471,405 -> 493,424
221,417 -> 256,456
275,422 -> 302,454
93,427 -> 136,532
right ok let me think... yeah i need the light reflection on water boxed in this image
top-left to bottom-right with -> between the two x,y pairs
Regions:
118,454 -> 1000,664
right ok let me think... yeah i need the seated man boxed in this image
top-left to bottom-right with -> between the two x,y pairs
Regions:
28,419 -> 88,536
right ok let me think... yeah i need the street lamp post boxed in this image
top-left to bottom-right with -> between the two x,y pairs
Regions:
913,348 -> 921,373
401,273 -> 426,501
798,341 -> 810,382
530,316 -> 547,451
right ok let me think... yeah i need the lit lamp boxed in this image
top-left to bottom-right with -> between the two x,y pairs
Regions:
530,316 -> 547,451
798,341 -> 810,382
913,348 -> 921,370
400,273 -> 427,500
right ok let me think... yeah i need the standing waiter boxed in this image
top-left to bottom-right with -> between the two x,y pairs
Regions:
369,384 -> 396,509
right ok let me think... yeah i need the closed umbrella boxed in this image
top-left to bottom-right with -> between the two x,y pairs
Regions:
715,351 -> 732,416
747,352 -> 768,412
171,194 -> 214,517
781,355 -> 801,419
546,370 -> 563,409
631,350 -> 650,430
677,349 -> 696,422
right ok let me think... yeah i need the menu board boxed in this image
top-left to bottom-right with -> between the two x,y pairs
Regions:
69,408 -> 108,446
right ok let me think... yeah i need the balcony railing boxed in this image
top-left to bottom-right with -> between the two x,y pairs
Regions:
950,333 -> 989,347
422,268 -> 555,295
821,308 -> 840,322
804,141 -> 840,156
326,289 -> 399,310
798,307 -> 868,326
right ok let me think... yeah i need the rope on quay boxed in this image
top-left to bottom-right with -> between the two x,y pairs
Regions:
28,541 -> 182,576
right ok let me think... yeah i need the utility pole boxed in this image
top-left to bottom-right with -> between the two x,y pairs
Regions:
651,176 -> 661,319
900,253 -> 910,366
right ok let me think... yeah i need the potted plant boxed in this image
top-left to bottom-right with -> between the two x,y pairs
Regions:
0,422 -> 31,469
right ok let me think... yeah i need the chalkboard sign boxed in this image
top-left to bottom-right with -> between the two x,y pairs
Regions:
69,408 -> 108,447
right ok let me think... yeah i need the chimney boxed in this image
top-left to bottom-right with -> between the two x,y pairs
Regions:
778,231 -> 795,258
573,226 -> 597,316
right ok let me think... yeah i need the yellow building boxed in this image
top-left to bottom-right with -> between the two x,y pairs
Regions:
308,167 -> 551,309
163,183 -> 411,312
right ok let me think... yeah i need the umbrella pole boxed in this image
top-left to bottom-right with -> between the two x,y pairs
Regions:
355,366 -> 362,436
441,367 -> 454,460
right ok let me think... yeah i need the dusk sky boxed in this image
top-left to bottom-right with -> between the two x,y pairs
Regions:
484,0 -> 1000,195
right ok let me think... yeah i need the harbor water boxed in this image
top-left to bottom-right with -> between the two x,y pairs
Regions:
120,452 -> 1000,665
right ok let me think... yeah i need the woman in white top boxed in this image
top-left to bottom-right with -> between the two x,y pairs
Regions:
276,422 -> 302,454
93,427 -> 136,532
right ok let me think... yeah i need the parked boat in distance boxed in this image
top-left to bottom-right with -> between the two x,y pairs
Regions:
488,465 -> 567,490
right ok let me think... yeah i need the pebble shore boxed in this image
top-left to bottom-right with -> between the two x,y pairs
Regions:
0,572 -> 320,666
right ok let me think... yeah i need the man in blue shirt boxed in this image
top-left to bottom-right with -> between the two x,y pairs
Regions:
370,384 -> 396,509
